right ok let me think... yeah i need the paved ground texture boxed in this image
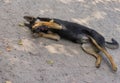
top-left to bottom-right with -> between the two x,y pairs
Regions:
0,0 -> 120,83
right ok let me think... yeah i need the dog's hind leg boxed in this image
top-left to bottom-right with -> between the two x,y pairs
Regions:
81,43 -> 102,68
89,36 -> 117,71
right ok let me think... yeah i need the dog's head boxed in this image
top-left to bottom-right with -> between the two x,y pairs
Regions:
23,16 -> 63,34
23,16 -> 49,33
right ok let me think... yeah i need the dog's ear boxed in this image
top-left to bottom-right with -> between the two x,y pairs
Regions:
23,16 -> 36,22
36,17 -> 52,22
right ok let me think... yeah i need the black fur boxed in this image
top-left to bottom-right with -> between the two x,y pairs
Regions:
36,17 -> 106,47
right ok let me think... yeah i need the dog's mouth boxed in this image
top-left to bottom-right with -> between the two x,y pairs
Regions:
32,25 -> 49,33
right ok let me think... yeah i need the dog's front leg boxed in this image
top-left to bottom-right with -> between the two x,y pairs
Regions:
32,21 -> 63,30
34,32 -> 60,41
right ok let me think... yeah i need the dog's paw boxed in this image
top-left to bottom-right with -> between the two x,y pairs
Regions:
95,63 -> 101,68
55,38 -> 60,41
54,35 -> 60,41
113,66 -> 117,72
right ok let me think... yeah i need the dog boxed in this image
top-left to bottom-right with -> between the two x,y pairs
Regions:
22,16 -> 119,71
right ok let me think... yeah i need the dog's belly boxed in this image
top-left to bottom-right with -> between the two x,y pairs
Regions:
57,30 -> 77,41
55,29 -> 86,44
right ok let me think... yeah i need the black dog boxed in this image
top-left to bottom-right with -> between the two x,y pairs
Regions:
23,16 -> 119,71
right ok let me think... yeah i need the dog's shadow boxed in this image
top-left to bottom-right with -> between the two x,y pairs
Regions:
35,37 -> 83,57
40,38 -> 118,72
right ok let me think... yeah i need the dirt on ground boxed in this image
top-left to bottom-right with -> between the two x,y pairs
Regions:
0,0 -> 120,83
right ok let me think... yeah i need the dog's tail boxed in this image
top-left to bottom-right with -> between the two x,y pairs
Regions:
105,38 -> 119,49
83,29 -> 119,49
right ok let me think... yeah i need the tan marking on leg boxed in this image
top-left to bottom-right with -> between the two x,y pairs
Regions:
38,32 -> 60,41
32,21 -> 62,30
96,55 -> 102,68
